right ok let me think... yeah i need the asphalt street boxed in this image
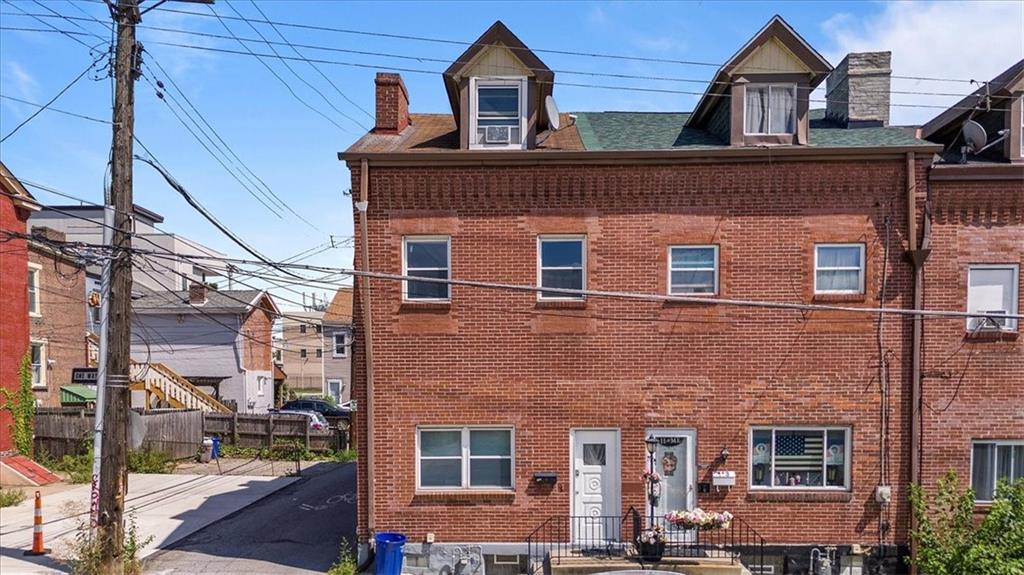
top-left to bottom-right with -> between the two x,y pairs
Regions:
144,462 -> 357,574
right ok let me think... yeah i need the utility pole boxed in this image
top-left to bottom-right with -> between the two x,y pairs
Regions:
96,0 -> 139,572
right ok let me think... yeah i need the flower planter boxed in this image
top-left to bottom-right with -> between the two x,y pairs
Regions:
637,541 -> 665,562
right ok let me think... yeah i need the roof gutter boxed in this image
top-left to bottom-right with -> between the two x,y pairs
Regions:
339,145 -> 941,166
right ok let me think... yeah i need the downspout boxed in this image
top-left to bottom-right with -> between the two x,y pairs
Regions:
356,158 -> 376,537
907,151 -> 931,573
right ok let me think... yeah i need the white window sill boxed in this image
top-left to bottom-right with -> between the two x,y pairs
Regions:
29,312 -> 42,318
468,144 -> 526,151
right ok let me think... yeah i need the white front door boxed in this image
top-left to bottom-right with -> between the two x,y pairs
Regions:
646,428 -> 696,542
571,429 -> 620,542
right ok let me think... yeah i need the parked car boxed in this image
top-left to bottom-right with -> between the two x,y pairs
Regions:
275,409 -> 329,431
280,398 -> 351,419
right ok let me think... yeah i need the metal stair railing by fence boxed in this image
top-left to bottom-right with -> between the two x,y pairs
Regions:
526,509 -> 765,574
129,362 -> 232,413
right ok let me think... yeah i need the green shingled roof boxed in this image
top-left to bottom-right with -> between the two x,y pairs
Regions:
574,109 -> 930,151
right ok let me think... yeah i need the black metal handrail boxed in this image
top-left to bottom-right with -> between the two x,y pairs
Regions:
526,510 -> 766,575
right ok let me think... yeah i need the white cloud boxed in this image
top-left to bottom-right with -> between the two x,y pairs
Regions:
4,61 -> 39,100
821,1 -> 1024,125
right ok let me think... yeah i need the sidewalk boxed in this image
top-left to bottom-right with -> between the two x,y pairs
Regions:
0,473 -> 297,574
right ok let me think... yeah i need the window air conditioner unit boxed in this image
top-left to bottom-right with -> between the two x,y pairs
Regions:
975,310 -> 1008,330
484,125 -> 511,144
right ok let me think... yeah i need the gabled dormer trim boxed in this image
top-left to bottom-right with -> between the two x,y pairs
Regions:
443,21 -> 554,149
686,15 -> 831,145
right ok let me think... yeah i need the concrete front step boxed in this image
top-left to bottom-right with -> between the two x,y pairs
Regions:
547,555 -> 749,575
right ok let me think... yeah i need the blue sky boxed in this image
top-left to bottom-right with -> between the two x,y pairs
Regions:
1,1 -> 1021,309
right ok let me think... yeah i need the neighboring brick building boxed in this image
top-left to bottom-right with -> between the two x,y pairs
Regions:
27,227 -> 90,407
0,162 -> 39,453
341,19 -> 1021,575
917,61 -> 1024,513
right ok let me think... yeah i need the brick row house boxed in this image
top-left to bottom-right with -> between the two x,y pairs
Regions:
0,162 -> 39,452
341,17 -> 1021,575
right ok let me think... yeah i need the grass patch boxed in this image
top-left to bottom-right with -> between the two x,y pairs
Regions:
0,487 -> 26,507
127,450 -> 174,474
218,442 -> 356,463
61,508 -> 153,575
39,447 -> 173,483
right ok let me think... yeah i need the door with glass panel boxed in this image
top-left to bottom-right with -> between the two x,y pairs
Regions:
646,429 -> 696,544
571,430 -> 620,543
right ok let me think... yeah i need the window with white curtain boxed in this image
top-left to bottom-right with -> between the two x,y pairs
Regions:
972,441 -> 1024,502
418,427 -> 513,489
814,244 -> 865,294
745,84 -> 797,135
966,265 -> 1019,331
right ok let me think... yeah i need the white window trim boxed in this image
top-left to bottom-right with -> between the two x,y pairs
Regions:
743,83 -> 798,136
537,235 -> 587,301
966,264 -> 1020,332
970,439 -> 1024,503
668,245 -> 719,296
332,331 -> 349,358
748,426 -> 852,491
28,262 -> 42,317
416,426 -> 515,491
29,339 -> 47,390
469,76 -> 528,150
402,236 -> 452,303
256,375 -> 266,396
814,243 -> 866,295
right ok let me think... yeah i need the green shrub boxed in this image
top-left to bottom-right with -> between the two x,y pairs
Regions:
47,448 -> 93,484
326,539 -> 357,575
127,450 -> 174,474
0,488 -> 26,507
0,353 -> 36,456
62,509 -> 153,575
909,470 -> 1024,575
268,440 -> 309,461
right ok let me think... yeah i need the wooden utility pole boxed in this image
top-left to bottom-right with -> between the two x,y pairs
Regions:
97,0 -> 139,571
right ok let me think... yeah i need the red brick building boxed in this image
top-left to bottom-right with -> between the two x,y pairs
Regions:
27,227 -> 90,407
0,163 -> 39,453
341,19 -> 1021,575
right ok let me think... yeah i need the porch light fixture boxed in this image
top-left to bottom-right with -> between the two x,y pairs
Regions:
645,435 -> 658,455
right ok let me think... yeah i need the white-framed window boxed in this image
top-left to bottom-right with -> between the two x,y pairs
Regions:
417,427 -> 514,490
966,264 -> 1019,332
28,263 -> 41,316
972,440 -> 1024,502
749,427 -> 851,490
814,244 -> 865,294
256,376 -> 266,396
744,84 -> 797,135
469,76 -> 527,149
669,245 -> 719,295
538,235 -> 585,300
29,341 -> 46,389
402,236 -> 451,302
332,331 -> 350,358
327,379 -> 343,402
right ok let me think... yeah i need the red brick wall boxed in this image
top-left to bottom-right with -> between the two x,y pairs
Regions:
920,179 -> 1023,505
242,303 -> 274,371
0,198 -> 30,452
349,157 -> 932,546
28,244 -> 88,407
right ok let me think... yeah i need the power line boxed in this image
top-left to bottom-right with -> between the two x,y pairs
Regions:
94,0 -> 981,84
0,94 -> 113,125
2,23 -> 1009,113
205,3 -> 357,135
0,53 -> 104,142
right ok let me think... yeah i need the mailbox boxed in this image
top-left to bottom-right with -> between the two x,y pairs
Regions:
712,470 -> 736,486
533,472 -> 558,484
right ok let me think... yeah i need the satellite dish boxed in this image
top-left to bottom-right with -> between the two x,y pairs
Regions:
962,120 -> 988,153
545,95 -> 561,131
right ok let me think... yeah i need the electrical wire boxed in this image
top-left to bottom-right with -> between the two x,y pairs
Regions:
0,54 -> 105,142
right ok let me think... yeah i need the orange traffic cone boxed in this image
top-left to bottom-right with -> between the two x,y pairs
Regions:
23,491 -> 50,556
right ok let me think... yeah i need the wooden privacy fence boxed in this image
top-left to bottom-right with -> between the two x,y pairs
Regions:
35,408 -> 203,460
203,412 -> 348,452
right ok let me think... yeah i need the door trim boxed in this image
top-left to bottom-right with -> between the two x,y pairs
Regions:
569,428 -> 621,520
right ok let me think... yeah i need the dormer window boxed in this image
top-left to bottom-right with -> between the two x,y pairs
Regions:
470,77 -> 527,149
745,84 -> 797,135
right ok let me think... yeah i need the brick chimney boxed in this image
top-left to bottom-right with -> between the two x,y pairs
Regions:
189,281 -> 208,305
826,52 -> 892,128
374,72 -> 410,134
30,226 -> 66,243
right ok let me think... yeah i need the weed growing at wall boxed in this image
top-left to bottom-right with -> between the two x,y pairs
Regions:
0,488 -> 26,507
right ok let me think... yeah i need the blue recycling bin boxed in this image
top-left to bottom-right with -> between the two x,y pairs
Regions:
375,532 -> 406,575
211,436 -> 221,459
